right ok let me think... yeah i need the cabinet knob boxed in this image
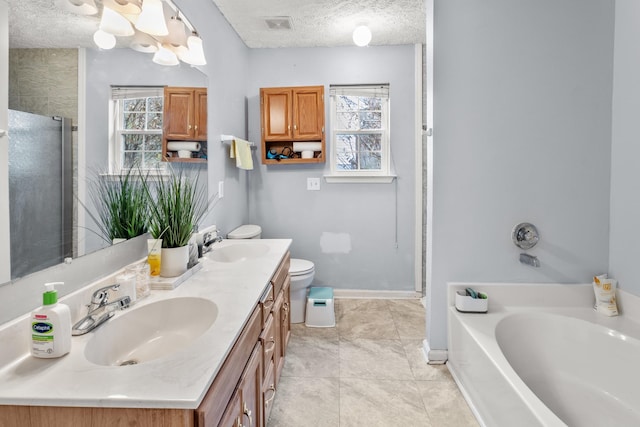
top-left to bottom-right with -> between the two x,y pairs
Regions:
188,124 -> 192,130
293,124 -> 297,130
194,125 -> 198,131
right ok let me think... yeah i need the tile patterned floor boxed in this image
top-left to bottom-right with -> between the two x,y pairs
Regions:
267,298 -> 479,427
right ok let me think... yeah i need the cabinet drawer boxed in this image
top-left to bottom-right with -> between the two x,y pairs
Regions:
271,252 -> 290,297
262,361 -> 276,423
259,284 -> 274,327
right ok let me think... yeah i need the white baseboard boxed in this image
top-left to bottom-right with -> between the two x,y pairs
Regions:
422,339 -> 447,364
333,289 -> 422,299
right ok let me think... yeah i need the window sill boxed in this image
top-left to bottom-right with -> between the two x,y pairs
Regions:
324,175 -> 396,184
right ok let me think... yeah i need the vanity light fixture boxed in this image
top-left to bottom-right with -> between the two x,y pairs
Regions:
93,29 -> 117,50
135,0 -> 169,36
99,6 -> 135,37
165,15 -> 188,56
58,0 -> 98,16
130,30 -> 159,53
103,0 -> 142,15
352,25 -> 372,47
152,43 -> 179,66
180,32 -> 206,66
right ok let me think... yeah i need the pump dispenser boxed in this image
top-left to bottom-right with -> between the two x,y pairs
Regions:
30,282 -> 71,358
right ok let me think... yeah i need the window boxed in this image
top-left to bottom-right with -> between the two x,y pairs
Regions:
110,86 -> 165,172
328,84 -> 393,182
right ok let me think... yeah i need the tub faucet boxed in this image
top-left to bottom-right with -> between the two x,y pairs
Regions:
519,253 -> 540,268
72,284 -> 131,336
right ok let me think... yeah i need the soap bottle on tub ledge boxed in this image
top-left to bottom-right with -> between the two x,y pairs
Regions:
30,282 -> 71,358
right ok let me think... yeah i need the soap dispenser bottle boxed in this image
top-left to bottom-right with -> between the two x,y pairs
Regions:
30,282 -> 71,358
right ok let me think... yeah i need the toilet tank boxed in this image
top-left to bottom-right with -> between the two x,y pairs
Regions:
227,224 -> 262,239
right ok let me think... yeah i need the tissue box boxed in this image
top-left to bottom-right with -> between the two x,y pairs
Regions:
455,290 -> 488,313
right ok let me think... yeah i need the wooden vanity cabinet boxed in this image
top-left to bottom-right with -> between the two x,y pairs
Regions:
0,253 -> 291,427
162,86 -> 207,163
260,86 -> 325,164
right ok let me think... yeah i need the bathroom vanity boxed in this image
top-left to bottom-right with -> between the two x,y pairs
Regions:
0,239 -> 292,427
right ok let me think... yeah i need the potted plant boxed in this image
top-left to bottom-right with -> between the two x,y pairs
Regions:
145,167 -> 208,277
87,167 -> 149,244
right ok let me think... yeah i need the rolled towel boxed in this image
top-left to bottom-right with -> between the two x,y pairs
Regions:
167,141 -> 201,152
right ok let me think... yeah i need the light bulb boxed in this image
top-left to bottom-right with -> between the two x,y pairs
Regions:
352,25 -> 372,47
153,44 -> 179,66
180,33 -> 206,65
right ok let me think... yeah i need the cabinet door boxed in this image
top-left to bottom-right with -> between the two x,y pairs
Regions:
292,86 -> 324,140
164,88 -> 195,139
273,289 -> 284,386
262,88 -> 292,141
194,88 -> 208,140
218,389 -> 242,427
280,276 -> 291,357
239,343 -> 263,427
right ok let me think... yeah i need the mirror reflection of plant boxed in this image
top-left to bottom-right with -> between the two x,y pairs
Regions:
87,167 -> 150,242
144,167 -> 209,249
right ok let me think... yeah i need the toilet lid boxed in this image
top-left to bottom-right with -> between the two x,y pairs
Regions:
227,224 -> 262,239
289,258 -> 314,276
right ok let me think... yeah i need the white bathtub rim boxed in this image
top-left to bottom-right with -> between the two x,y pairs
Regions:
449,306 -> 568,426
447,282 -> 640,427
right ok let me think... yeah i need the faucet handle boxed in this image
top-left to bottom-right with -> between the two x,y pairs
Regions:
91,284 -> 120,305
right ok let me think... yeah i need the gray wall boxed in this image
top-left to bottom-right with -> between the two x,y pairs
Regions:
429,0 -> 614,349
610,0 -> 640,296
247,45 -> 417,292
174,0 -> 252,234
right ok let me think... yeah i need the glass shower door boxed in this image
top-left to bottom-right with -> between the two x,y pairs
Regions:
8,110 -> 72,280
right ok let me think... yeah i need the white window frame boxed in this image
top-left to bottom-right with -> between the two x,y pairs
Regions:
326,84 -> 395,183
109,86 -> 167,175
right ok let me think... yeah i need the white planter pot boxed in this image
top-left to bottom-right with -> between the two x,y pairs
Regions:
160,245 -> 189,277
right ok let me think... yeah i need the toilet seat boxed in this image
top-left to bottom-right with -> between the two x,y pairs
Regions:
290,258 -> 314,276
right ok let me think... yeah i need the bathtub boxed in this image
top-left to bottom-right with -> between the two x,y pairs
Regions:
447,283 -> 640,427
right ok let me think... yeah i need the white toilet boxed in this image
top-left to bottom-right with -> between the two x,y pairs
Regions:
227,224 -> 315,323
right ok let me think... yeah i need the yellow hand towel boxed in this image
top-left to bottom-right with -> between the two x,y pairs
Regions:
232,138 -> 254,170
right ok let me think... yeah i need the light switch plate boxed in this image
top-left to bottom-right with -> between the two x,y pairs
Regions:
307,177 -> 321,191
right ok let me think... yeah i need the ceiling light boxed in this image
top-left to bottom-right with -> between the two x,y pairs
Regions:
352,25 -> 372,47
166,16 -> 188,48
57,0 -> 98,16
103,0 -> 141,15
180,32 -> 206,66
130,30 -> 159,53
135,0 -> 168,37
153,44 -> 179,66
100,7 -> 135,37
264,17 -> 293,30
93,30 -> 117,49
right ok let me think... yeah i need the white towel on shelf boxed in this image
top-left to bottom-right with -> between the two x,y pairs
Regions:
230,138 -> 253,170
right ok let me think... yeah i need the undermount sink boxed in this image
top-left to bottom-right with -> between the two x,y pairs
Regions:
209,243 -> 269,263
84,297 -> 217,366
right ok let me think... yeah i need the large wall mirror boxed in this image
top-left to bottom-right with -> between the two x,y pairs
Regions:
4,0 -> 208,287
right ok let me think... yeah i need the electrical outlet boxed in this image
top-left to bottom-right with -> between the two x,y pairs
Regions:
307,177 -> 321,191
218,181 -> 224,198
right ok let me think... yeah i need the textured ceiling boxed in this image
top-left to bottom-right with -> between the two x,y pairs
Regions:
7,0 -> 425,49
211,0 -> 426,48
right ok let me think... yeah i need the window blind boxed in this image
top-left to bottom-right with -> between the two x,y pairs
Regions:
329,84 -> 389,98
111,86 -> 164,100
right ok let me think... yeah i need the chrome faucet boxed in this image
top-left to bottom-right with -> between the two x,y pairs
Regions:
72,284 -> 131,336
201,231 -> 224,254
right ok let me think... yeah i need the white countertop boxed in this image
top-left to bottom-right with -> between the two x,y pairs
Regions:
0,239 -> 291,409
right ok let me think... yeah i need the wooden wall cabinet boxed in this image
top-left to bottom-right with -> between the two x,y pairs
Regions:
162,86 -> 208,163
260,86 -> 325,164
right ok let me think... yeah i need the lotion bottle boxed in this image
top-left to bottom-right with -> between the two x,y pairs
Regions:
30,282 -> 71,358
